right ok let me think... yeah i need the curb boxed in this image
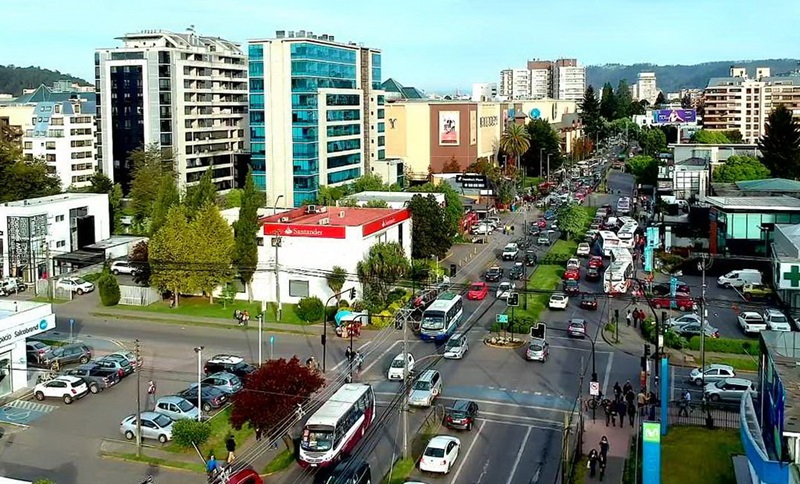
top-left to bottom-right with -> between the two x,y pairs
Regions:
90,311 -> 313,336
600,327 -> 640,358
98,451 -> 202,474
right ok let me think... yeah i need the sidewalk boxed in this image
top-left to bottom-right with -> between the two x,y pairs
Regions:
583,413 -> 634,483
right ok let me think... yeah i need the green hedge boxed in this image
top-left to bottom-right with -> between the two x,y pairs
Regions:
686,337 -> 756,355
172,419 -> 212,448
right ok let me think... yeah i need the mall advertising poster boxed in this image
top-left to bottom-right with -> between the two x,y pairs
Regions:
439,111 -> 460,145
470,111 -> 477,145
653,109 -> 697,124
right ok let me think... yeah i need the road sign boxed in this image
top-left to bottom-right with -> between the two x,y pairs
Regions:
269,336 -> 275,344
589,381 -> 600,396
496,314 -> 509,324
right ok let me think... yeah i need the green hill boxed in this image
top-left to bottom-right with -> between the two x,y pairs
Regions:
0,64 -> 91,96
587,59 -> 800,93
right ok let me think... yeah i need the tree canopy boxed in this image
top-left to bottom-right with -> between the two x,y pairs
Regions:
191,203 -> 235,303
407,194 -> 450,259
579,85 -> 602,141
758,104 -> 800,179
519,119 -> 562,177
232,170 -> 261,301
499,123 -> 531,170
326,266 -> 348,302
129,143 -> 174,227
149,205 -> 195,305
639,128 -> 668,156
0,140 -> 61,202
185,168 -> 218,213
625,155 -> 659,186
230,356 -> 324,431
712,155 -> 771,183
690,129 -> 732,144
356,242 -> 410,311
150,176 -> 180,236
556,204 -> 591,241
600,82 -> 618,120
408,182 -> 461,243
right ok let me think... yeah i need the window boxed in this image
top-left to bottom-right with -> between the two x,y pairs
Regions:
55,215 -> 64,222
289,280 -> 309,298
56,240 -> 66,248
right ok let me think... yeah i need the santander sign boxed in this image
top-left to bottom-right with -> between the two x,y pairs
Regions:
263,223 -> 346,239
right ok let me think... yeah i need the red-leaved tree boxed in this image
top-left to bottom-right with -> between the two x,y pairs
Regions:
230,357 -> 325,433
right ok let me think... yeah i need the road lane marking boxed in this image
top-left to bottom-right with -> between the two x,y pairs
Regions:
450,420 -> 485,484
331,339 -> 402,373
478,411 -> 565,426
477,417 -> 562,430
506,426 -> 532,484
602,351 -> 614,396
373,392 -> 573,414
549,344 -> 613,353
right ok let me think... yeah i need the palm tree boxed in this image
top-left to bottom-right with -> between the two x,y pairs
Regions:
499,123 -> 531,172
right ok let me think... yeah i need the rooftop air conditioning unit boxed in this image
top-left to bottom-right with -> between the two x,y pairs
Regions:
279,216 -> 290,223
318,217 -> 330,225
306,204 -> 317,214
339,210 -> 346,218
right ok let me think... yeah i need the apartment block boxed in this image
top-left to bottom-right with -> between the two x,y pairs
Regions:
95,29 -> 248,194
634,72 -> 659,105
499,58 -> 585,101
247,30 -> 385,207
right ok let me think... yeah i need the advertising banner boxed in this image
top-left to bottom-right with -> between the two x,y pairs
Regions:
263,223 -> 346,239
470,111 -> 477,145
439,111 -> 460,146
362,209 -> 411,237
642,421 -> 662,484
652,109 -> 696,125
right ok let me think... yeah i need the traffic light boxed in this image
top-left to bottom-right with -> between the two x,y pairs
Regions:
349,288 -> 356,300
508,292 -> 519,307
644,344 -> 651,358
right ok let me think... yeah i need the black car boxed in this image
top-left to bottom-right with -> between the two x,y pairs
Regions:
580,294 -> 599,310
40,344 -> 92,369
484,267 -> 503,282
528,226 -> 540,237
323,458 -> 371,484
203,355 -> 256,380
524,251 -> 538,267
63,362 -> 120,392
178,385 -> 228,412
509,264 -> 525,280
444,399 -> 479,431
563,280 -> 580,295
585,266 -> 601,281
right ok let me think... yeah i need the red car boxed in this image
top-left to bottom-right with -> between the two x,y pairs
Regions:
467,282 -> 489,300
653,293 -> 695,311
563,269 -> 580,281
537,218 -> 547,229
227,469 -> 263,484
588,256 -> 604,269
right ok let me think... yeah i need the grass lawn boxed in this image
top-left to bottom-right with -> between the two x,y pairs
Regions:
508,264 -> 564,323
381,420 -> 437,484
262,448 -> 295,474
121,296 -> 308,325
81,272 -> 103,282
103,452 -> 205,473
702,355 -> 759,372
524,176 -> 544,188
550,240 -> 578,260
31,296 -> 69,304
164,407 -> 254,458
662,427 -> 742,484
382,457 -> 416,484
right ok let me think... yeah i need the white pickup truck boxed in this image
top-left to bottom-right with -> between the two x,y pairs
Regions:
737,311 -> 767,334
502,243 -> 519,261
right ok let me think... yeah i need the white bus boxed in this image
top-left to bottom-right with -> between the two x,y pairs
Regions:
609,248 -> 633,264
616,224 -> 637,249
420,292 -> 464,342
598,231 -> 622,256
618,216 -> 638,230
617,197 -> 631,214
299,383 -> 376,468
604,260 -> 633,294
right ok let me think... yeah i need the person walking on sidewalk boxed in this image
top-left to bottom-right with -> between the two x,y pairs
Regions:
616,399 -> 627,428
623,380 -> 633,396
613,381 -> 622,401
225,434 -> 236,464
146,380 -> 156,410
598,453 -> 607,481
679,389 -> 692,417
637,388 -> 647,415
627,396 -> 637,426
626,309 -> 632,327
587,449 -> 599,477
599,436 -> 610,459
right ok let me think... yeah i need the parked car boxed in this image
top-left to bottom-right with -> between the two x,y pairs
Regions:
63,362 -> 120,392
567,319 -> 587,338
496,282 -> 512,300
467,282 -> 488,301
387,353 -> 415,380
444,400 -> 479,431
738,311 -> 767,334
41,344 -> 92,369
576,243 -> 591,257
191,371 -> 243,395
178,385 -> 228,412
56,277 -> 94,295
652,294 -> 695,311
652,281 -> 690,296
120,411 -> 174,443
203,354 -> 256,379
579,294 -> 598,310
471,223 -> 494,235
26,341 -> 51,363
665,314 -> 706,329
704,378 -> 756,402
763,309 -> 792,331
689,364 -> 735,385
105,350 -> 139,368
484,266 -> 503,282
443,333 -> 468,360
525,338 -> 549,362
548,293 -> 569,310
742,283 -> 774,301
96,355 -> 134,377
101,352 -> 138,374
154,395 -> 200,421
717,269 -> 762,289
419,436 -> 461,474
673,322 -> 719,339
110,261 -> 138,275
408,370 -> 442,407
0,277 -> 25,295
33,375 -> 89,404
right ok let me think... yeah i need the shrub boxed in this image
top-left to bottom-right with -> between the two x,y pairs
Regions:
34,480 -> 56,484
81,272 -> 103,283
171,419 -> 212,448
97,272 -> 121,306
294,296 -> 324,322
686,337 -> 755,355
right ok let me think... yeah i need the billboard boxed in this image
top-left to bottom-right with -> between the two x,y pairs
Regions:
439,111 -> 460,146
653,109 -> 696,125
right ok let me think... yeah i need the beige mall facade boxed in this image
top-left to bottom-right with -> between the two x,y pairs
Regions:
385,99 -> 577,181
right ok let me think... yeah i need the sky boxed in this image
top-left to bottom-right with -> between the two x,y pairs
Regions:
2,0 -> 799,92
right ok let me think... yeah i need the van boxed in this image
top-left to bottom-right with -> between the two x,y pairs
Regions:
408,370 -> 442,407
717,269 -> 762,289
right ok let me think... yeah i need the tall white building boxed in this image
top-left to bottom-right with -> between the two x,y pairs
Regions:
635,72 -> 659,104
471,82 -> 497,101
500,59 -> 585,101
22,98 -> 96,189
247,30 -> 385,207
552,60 -> 586,101
499,68 -> 531,100
95,29 -> 248,194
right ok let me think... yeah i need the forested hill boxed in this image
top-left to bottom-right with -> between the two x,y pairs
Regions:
587,59 -> 800,92
0,65 -> 91,96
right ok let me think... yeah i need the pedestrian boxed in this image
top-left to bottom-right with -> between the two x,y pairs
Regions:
622,380 -> 632,396
637,389 -> 646,415
603,399 -> 614,427
345,347 -> 354,362
616,399 -> 627,428
627,398 -> 637,426
206,453 -> 218,480
599,436 -> 610,459
598,453 -> 607,481
613,382 -> 622,401
255,426 -> 262,442
587,449 -> 598,477
648,401 -> 657,421
233,309 -> 242,323
625,309 -> 632,327
679,389 -> 691,417
147,379 -> 156,409
225,434 -> 236,464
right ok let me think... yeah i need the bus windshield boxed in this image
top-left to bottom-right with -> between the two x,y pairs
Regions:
301,426 -> 335,452
421,312 -> 445,330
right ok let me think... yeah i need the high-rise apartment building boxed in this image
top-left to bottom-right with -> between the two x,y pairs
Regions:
500,59 -> 585,101
551,59 -> 586,101
499,69 -> 531,100
247,30 -> 385,207
703,67 -> 770,143
95,29 -> 248,194
634,72 -> 659,105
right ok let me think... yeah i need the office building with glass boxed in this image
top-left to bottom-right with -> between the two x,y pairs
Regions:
248,30 -> 385,206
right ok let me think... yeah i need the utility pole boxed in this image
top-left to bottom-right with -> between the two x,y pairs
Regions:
539,148 -> 544,179
135,339 -> 142,457
547,154 -> 551,182
402,305 -> 410,459
700,254 -> 709,391
273,234 -> 282,321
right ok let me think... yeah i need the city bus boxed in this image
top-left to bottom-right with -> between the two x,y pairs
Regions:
604,249 -> 633,294
420,292 -> 464,342
609,248 -> 633,265
299,383 -> 376,468
598,231 -> 622,256
616,224 -> 637,249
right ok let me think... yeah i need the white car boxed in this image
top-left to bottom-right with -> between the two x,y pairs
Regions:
33,375 -> 89,404
419,435 -> 461,474
120,411 -> 174,443
496,282 -> 512,300
443,333 -> 468,359
548,293 -> 569,310
763,309 -> 792,331
387,353 -> 415,380
566,258 -> 581,270
738,311 -> 767,334
471,224 -> 494,235
665,314 -> 706,329
576,243 -> 591,257
110,260 -> 137,275
56,277 -> 94,295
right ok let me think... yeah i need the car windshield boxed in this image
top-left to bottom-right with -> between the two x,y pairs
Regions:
424,447 -> 445,458
446,339 -> 462,349
421,312 -> 444,330
74,278 -> 87,284
177,399 -> 194,412
470,284 -> 483,291
414,381 -> 431,391
529,343 -> 544,352
771,314 -> 788,323
301,427 -> 335,452
153,414 -> 172,427
390,358 -> 406,368
715,381 -> 727,389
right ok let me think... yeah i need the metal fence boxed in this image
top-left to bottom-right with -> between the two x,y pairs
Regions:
34,280 -> 73,301
119,285 -> 160,306
562,407 -> 584,483
667,401 -> 741,429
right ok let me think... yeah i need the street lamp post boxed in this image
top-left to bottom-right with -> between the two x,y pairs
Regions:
547,154 -> 551,182
271,195 -> 285,321
539,148 -> 544,179
194,346 -> 204,421
257,312 -> 264,366
322,287 -> 356,373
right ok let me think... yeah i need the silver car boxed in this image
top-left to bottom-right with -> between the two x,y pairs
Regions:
120,411 -> 174,443
689,364 -> 735,385
408,370 -> 442,407
704,378 -> 756,402
191,371 -> 243,395
154,396 -> 200,421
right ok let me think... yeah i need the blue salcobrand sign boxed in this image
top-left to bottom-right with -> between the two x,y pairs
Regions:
39,320 -> 48,330
530,108 -> 541,119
